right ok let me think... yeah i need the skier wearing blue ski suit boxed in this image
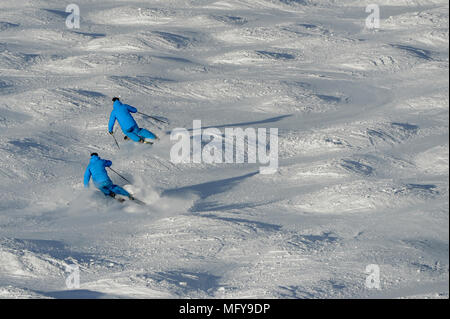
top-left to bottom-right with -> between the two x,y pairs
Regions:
84,153 -> 132,199
108,97 -> 156,143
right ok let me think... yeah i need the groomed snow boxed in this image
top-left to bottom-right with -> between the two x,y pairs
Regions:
0,0 -> 448,298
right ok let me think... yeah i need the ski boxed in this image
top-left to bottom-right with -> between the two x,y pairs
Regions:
110,193 -> 146,205
123,136 -> 154,145
130,198 -> 146,205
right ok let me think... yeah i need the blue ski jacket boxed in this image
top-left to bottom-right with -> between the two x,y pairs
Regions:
84,155 -> 113,188
108,100 -> 138,133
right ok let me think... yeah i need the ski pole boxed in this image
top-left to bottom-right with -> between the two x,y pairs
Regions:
110,132 -> 120,149
137,111 -> 169,124
108,167 -> 132,184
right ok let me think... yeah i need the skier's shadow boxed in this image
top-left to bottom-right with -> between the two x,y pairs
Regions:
192,114 -> 292,130
162,171 -> 258,200
39,289 -> 110,299
165,114 -> 292,134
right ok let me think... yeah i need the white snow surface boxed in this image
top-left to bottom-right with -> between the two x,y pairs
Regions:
0,0 -> 448,299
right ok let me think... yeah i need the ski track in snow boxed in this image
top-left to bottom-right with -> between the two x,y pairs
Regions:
0,0 -> 448,298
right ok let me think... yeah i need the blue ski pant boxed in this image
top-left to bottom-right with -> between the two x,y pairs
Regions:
125,125 -> 156,142
95,181 -> 130,197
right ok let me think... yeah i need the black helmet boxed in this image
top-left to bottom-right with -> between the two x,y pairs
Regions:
90,152 -> 99,157
112,97 -> 120,102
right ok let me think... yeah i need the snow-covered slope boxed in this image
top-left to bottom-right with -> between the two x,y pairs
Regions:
0,0 -> 448,298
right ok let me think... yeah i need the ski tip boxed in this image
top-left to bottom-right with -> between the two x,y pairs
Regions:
132,198 -> 147,205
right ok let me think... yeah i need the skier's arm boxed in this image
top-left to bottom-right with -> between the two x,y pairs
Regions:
108,111 -> 116,133
125,104 -> 137,113
103,160 -> 112,167
84,168 -> 91,188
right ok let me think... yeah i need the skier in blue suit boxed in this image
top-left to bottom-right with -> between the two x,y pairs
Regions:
108,97 -> 157,143
84,153 -> 134,200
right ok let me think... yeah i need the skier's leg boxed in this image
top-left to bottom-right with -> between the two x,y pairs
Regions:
97,183 -> 115,197
124,130 -> 142,142
98,186 -> 112,196
137,127 -> 157,140
111,185 -> 130,197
